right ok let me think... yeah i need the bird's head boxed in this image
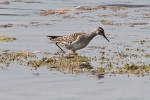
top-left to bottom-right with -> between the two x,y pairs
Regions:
94,27 -> 109,42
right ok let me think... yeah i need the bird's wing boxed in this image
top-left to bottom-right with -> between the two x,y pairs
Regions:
62,32 -> 86,43
47,33 -> 86,43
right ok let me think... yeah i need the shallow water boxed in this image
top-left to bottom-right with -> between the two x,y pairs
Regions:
0,0 -> 150,100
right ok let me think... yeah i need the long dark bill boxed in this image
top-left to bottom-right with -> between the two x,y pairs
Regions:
103,34 -> 109,42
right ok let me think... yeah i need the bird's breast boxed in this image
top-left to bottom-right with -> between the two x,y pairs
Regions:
71,38 -> 91,50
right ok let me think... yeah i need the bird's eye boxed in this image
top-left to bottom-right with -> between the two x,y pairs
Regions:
100,29 -> 104,33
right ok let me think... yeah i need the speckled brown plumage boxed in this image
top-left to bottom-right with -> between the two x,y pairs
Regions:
48,32 -> 86,43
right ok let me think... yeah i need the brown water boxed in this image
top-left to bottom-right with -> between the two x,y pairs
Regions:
0,0 -> 150,100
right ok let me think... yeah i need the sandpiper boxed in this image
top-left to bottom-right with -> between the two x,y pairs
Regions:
47,27 -> 109,55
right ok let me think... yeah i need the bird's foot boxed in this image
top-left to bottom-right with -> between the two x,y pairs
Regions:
62,50 -> 66,54
69,51 -> 78,55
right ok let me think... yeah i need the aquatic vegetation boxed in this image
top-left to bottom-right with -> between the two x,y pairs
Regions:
0,1 -> 9,5
39,10 -> 55,16
0,50 -> 150,77
0,36 -> 17,42
0,51 -> 36,67
14,0 -> 22,2
26,57 -> 56,69
0,24 -> 13,28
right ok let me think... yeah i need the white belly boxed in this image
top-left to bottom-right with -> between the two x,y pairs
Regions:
63,39 -> 91,51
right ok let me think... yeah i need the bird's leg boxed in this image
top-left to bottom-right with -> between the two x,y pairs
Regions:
55,42 -> 66,53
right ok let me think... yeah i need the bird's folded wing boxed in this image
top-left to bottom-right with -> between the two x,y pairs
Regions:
62,33 -> 85,43
47,32 -> 86,43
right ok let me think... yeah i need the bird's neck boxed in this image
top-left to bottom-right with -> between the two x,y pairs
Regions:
87,31 -> 97,40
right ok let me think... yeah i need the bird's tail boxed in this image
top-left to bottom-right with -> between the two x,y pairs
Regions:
46,36 -> 61,40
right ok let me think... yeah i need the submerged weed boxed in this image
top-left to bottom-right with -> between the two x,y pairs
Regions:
0,36 -> 17,42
